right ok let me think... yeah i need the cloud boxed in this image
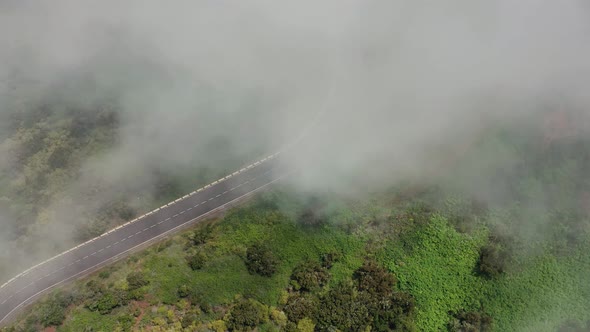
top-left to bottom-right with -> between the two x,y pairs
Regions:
0,0 -> 590,276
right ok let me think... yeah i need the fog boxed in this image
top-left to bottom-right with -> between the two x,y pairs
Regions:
1,0 -> 590,304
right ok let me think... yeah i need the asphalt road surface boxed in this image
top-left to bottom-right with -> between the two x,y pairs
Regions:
0,154 -> 287,326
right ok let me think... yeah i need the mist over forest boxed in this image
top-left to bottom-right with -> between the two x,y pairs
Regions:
1,2 -> 590,330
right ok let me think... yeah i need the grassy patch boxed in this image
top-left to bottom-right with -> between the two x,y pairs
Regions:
381,215 -> 487,331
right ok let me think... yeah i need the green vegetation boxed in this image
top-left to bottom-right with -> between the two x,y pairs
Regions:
2,112 -> 590,331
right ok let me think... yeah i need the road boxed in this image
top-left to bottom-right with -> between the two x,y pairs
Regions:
0,154 -> 287,326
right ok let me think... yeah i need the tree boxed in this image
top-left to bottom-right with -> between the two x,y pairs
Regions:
315,281 -> 371,331
291,260 -> 331,291
353,259 -> 396,297
245,244 -> 279,277
226,299 -> 269,331
283,294 -> 318,323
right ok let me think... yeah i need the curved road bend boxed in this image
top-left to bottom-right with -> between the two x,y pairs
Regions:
0,155 -> 286,325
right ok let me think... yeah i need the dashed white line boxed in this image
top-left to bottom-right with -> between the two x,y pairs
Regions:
0,163 -> 281,320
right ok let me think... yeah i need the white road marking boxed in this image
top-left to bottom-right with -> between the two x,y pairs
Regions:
0,162 -> 285,325
179,211 -> 185,215
136,232 -> 142,235
208,198 -> 214,201
187,207 -> 192,211
223,191 -> 228,194
165,217 -> 171,221
172,214 -> 178,218
98,249 -> 104,253
215,194 -> 221,198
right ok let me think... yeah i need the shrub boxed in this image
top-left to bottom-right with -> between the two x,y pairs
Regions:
87,289 -> 128,314
245,244 -> 279,277
126,271 -> 149,290
448,310 -> 493,332
290,260 -> 331,291
297,317 -> 316,332
191,225 -> 214,246
37,291 -> 79,327
177,285 -> 191,298
186,251 -> 208,271
320,251 -> 342,269
476,243 -> 508,279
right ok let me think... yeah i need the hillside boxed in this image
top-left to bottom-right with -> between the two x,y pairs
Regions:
3,120 -> 590,331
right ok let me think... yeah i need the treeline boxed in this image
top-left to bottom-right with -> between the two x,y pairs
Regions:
0,105 -> 120,280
